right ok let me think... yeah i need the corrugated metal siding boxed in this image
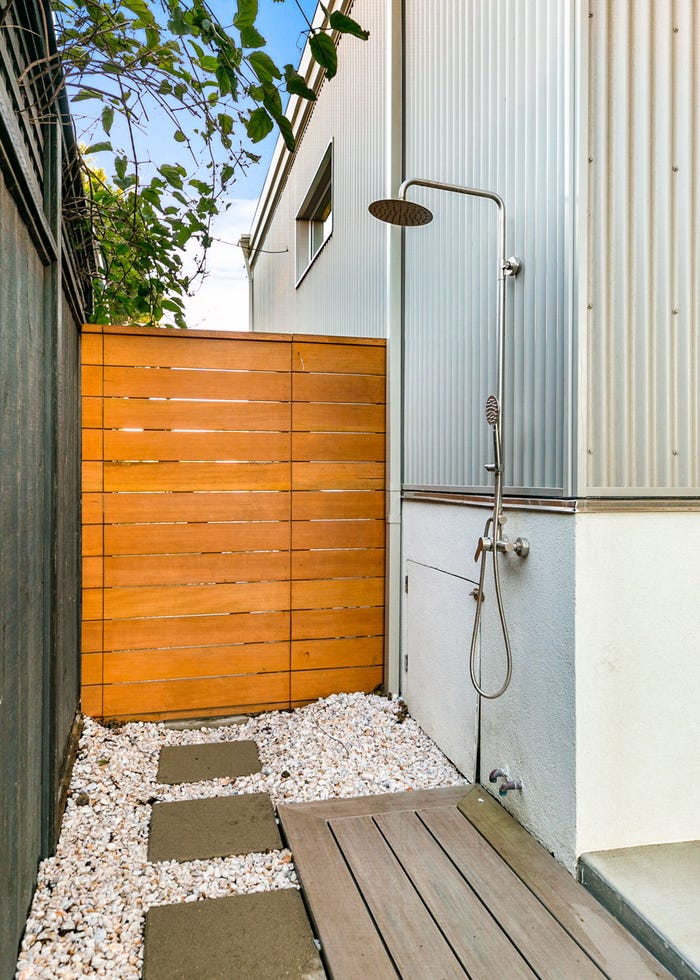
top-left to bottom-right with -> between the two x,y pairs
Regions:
403,0 -> 577,495
251,0 -> 386,337
585,0 -> 700,494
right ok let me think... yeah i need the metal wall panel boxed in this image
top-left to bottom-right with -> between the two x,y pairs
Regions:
584,0 -> 700,494
250,0 -> 386,338
402,0 -> 578,495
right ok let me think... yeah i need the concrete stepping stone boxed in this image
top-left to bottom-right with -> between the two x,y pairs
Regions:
148,793 -> 282,863
156,740 -> 261,785
143,889 -> 325,980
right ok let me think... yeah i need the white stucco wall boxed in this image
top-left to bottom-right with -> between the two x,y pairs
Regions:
402,500 -> 578,869
575,511 -> 700,854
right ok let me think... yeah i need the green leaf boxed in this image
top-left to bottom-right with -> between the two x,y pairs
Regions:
233,0 -> 258,30
221,164 -> 235,184
159,164 -> 185,189
246,106 -> 273,142
240,24 -> 265,48
249,50 -> 281,83
309,33 -> 337,79
329,10 -> 370,40
84,141 -> 112,154
73,88 -> 103,102
283,64 -> 316,101
101,106 -> 114,134
218,112 -> 234,136
198,55 -> 219,72
174,130 -> 187,142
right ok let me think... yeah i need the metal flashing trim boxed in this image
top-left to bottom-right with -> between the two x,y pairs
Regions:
403,490 -> 700,514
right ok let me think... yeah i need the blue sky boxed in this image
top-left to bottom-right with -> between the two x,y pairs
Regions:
181,0 -> 319,329
73,0 -> 319,329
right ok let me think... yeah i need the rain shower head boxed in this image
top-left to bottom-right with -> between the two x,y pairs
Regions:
485,394 -> 500,428
368,198 -> 433,227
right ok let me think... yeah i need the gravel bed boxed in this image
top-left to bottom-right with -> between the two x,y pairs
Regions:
15,692 -> 467,979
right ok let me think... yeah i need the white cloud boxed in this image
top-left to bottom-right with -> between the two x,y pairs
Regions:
182,197 -> 258,331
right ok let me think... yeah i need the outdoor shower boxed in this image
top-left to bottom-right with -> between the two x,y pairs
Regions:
369,178 -> 529,699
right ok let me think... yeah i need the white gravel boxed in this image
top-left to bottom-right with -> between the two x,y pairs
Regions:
15,692 -> 467,979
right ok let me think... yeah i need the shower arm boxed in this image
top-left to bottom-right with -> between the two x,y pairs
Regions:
397,178 -> 518,486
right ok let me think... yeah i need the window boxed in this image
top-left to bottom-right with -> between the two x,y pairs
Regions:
296,143 -> 333,284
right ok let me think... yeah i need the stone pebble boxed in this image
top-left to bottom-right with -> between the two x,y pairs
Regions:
15,692 -> 466,978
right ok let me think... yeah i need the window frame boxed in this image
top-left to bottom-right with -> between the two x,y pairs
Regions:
295,141 -> 333,287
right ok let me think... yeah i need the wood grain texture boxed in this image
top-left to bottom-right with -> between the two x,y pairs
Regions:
291,637 -> 383,671
102,365 -> 290,401
278,788 -> 658,980
103,333 -> 290,371
82,328 -> 385,720
104,520 -> 289,556
292,548 -> 384,580
104,490 -> 290,524
104,430 -> 290,463
458,790 -> 670,979
102,642 -> 289,683
291,666 -> 383,702
420,807 -> 605,979
104,551 -> 290,587
330,815 -> 466,979
293,372 -> 385,404
292,490 -> 384,521
293,341 -> 385,375
103,397 -> 290,432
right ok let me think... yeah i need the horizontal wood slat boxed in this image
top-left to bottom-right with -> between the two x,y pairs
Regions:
293,342 -> 385,375
104,398 -> 290,432
104,521 -> 289,556
103,365 -> 290,401
102,642 -> 290,684
101,333 -> 290,372
105,551 -> 290,587
293,402 -> 385,433
292,490 -> 384,521
101,672 -> 291,717
292,549 -> 384,580
102,610 -> 290,653
104,430 -> 290,462
103,491 -> 290,524
293,372 -> 386,404
103,461 -> 291,492
82,326 -> 385,720
292,520 -> 385,550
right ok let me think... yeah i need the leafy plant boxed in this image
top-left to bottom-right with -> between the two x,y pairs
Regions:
45,0 -> 369,325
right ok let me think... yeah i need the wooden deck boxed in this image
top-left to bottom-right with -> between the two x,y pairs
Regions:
278,786 -> 671,980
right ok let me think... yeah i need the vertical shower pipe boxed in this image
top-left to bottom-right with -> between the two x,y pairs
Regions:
396,178 -> 510,458
371,178 -> 525,700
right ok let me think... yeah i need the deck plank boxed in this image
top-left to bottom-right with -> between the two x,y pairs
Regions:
458,790 -> 672,979
330,814 -> 465,979
279,806 -> 397,980
375,809 -> 536,980
420,806 -> 605,979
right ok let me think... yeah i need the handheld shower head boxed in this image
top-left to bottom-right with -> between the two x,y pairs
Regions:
485,394 -> 500,428
368,198 -> 433,227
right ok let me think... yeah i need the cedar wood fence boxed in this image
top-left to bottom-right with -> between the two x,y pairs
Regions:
81,324 -> 386,721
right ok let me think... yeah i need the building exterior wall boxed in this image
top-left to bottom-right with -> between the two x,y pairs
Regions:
583,0 -> 700,495
402,499 -> 578,869
249,0 -> 386,338
248,0 -> 700,872
403,0 -> 580,496
575,509 -> 700,853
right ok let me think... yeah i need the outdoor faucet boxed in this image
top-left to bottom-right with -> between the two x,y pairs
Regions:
489,769 -> 523,797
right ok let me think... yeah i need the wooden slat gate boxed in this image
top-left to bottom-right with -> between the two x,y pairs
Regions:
81,325 -> 385,721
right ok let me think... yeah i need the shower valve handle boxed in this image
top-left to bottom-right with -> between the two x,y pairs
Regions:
474,536 -> 492,561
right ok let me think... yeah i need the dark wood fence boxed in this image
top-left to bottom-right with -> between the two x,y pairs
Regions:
0,1 -> 90,974
81,324 -> 386,721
